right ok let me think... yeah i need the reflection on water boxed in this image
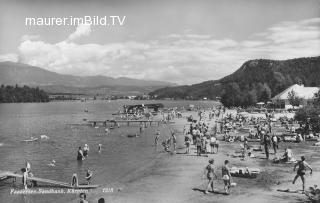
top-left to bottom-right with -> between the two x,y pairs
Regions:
0,100 -> 217,202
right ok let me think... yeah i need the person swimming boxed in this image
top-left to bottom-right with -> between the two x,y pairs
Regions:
98,144 -> 102,153
48,160 -> 56,167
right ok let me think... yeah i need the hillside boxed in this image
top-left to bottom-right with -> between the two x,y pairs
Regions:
150,56 -> 320,105
0,61 -> 175,94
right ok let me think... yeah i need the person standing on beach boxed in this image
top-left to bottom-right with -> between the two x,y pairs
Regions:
264,133 -> 271,159
222,160 -> 232,195
271,134 -> 278,155
185,133 -> 191,154
171,132 -> 177,152
204,159 -> 217,194
292,156 -> 312,191
139,122 -> 144,133
196,135 -> 202,156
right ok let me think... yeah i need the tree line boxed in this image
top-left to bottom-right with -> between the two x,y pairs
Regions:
0,85 -> 49,103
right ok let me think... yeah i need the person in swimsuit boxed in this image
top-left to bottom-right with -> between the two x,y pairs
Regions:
85,169 -> 93,185
171,132 -> 177,152
292,156 -> 312,191
98,144 -> 102,153
222,160 -> 232,194
204,159 -> 217,194
155,130 -> 160,146
83,144 -> 89,157
77,147 -> 84,160
185,133 -> 191,154
71,173 -> 78,186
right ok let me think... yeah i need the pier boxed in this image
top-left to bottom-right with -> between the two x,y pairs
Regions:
0,171 -> 99,189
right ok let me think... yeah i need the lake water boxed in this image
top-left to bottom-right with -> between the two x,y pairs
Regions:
0,100 -> 217,203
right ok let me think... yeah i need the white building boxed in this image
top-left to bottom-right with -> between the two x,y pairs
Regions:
272,83 -> 319,109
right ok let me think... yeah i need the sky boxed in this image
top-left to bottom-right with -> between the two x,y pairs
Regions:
0,0 -> 319,84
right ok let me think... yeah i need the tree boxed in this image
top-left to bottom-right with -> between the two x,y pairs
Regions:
221,83 -> 242,107
287,90 -> 302,107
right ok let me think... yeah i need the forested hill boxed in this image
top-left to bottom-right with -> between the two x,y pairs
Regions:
0,85 -> 49,103
149,56 -> 320,106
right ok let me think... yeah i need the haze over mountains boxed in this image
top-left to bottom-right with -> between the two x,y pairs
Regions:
0,61 -> 175,95
150,56 -> 320,100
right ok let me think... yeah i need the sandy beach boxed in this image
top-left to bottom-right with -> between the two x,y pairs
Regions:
72,110 -> 320,203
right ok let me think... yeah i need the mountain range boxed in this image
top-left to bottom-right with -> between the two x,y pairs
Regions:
0,61 -> 175,95
150,56 -> 320,103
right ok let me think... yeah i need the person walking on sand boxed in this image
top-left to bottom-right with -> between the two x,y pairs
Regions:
222,160 -> 232,195
292,156 -> 312,191
204,159 -> 217,194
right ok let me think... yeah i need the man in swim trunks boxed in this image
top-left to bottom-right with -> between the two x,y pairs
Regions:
292,156 -> 312,191
204,159 -> 217,194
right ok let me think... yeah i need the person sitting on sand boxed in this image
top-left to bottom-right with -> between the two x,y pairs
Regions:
222,160 -> 232,195
204,159 -> 217,194
292,156 -> 312,191
85,169 -> 93,185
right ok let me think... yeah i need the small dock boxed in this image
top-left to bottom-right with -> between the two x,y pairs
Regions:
88,119 -> 163,127
0,171 -> 98,189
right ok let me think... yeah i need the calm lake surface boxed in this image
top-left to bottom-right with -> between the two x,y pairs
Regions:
0,100 -> 217,203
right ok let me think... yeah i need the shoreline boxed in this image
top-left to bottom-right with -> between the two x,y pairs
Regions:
79,110 -> 320,203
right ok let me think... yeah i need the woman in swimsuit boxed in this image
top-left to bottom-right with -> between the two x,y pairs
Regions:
77,147 -> 84,160
204,159 -> 217,194
222,160 -> 232,194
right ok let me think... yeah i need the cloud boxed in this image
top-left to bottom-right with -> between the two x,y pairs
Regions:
67,24 -> 91,41
0,53 -> 18,62
21,35 -> 40,42
1,18 -> 319,84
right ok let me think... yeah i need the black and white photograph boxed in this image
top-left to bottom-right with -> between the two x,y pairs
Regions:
0,0 -> 320,202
